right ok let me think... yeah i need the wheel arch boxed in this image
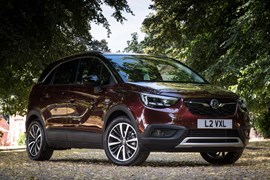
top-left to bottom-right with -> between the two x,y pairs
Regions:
26,109 -> 46,130
26,109 -> 52,147
103,105 -> 139,132
102,104 -> 149,165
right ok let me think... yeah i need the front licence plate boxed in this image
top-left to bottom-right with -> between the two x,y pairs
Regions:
197,119 -> 232,129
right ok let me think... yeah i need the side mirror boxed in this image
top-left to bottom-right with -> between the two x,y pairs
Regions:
82,75 -> 100,86
88,75 -> 99,82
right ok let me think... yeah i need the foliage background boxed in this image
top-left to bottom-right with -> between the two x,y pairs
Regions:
0,0 -> 131,115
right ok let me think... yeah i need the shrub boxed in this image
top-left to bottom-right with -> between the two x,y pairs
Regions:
254,112 -> 270,138
17,132 -> 26,146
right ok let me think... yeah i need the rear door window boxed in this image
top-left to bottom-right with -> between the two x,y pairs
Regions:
52,60 -> 78,85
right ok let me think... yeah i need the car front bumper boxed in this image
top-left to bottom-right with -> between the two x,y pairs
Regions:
140,124 -> 250,152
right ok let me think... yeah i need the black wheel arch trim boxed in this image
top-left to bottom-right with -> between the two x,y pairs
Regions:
26,109 -> 45,127
103,104 -> 140,135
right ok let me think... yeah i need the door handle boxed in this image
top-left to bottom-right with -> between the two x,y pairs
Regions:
44,93 -> 50,99
69,98 -> 75,103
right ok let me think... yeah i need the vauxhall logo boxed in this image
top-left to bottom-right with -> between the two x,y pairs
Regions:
210,99 -> 220,109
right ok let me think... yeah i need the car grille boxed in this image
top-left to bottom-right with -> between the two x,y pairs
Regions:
184,98 -> 237,116
187,129 -> 240,138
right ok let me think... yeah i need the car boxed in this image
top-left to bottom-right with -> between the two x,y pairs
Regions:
26,52 -> 250,166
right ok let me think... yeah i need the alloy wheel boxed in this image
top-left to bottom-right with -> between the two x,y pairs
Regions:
27,123 -> 42,157
108,122 -> 138,162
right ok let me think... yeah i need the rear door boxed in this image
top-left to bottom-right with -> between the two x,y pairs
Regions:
41,59 -> 78,141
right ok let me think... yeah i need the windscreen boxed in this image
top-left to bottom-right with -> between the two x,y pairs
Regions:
106,55 -> 207,84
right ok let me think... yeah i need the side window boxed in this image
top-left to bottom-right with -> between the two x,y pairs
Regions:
77,58 -> 113,86
53,60 -> 78,85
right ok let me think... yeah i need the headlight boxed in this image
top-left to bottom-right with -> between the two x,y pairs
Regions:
140,93 -> 179,108
238,97 -> 247,110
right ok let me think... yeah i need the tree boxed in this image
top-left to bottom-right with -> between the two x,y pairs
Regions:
142,0 -> 270,137
88,39 -> 111,52
0,0 -> 132,115
124,32 -> 143,53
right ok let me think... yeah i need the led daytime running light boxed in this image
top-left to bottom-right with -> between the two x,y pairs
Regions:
140,93 -> 179,108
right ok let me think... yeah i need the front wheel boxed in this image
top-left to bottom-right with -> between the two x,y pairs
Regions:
200,151 -> 243,165
26,120 -> 54,161
103,116 -> 149,166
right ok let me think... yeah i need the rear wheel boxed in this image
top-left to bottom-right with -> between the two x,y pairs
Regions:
103,116 -> 149,166
26,120 -> 53,161
200,151 -> 243,165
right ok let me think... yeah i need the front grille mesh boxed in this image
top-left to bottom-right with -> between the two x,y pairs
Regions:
187,129 -> 240,138
184,99 -> 237,116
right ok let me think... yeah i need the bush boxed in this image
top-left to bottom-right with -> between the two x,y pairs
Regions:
254,112 -> 270,138
17,132 -> 26,146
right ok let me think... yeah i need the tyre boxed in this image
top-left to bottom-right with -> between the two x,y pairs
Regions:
26,120 -> 54,161
200,151 -> 243,165
103,116 -> 150,166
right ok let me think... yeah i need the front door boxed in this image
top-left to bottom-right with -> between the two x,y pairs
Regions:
65,57 -> 115,147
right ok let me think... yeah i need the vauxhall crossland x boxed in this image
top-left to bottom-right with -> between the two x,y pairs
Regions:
26,52 -> 250,166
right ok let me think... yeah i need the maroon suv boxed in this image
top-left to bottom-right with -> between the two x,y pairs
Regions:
26,52 -> 250,166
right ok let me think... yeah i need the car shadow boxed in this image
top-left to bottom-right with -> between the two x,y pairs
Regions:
50,158 -> 212,167
50,158 -> 111,165
50,157 -> 259,168
142,160 -> 210,167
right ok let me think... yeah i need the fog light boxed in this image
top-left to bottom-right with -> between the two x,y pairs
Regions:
152,129 -> 165,137
151,129 -> 176,137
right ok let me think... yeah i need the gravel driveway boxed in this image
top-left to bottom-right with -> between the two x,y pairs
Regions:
0,140 -> 269,179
